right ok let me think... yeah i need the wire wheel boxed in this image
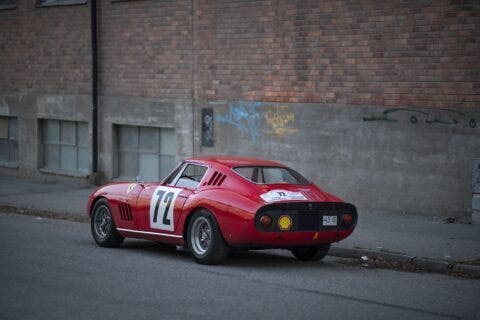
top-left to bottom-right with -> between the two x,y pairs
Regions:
94,204 -> 112,240
190,216 -> 212,255
187,210 -> 230,264
90,199 -> 124,247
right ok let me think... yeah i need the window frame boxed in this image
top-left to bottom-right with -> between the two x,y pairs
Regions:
173,163 -> 209,190
35,0 -> 87,8
40,119 -> 89,174
113,124 -> 176,182
232,166 -> 311,185
0,0 -> 16,10
163,161 -> 186,186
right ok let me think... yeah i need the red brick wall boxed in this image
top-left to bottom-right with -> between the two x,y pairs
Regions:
0,0 -> 91,94
99,0 -> 193,100
1,0 -> 478,108
195,0 -> 480,108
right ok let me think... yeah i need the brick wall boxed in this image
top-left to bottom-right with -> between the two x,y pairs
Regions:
99,0 -> 193,100
1,0 -> 478,107
195,0 -> 480,108
0,0 -> 91,95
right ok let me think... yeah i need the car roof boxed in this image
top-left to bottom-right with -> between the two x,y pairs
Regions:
185,156 -> 287,169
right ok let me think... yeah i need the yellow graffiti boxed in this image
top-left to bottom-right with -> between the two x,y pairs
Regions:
264,105 -> 298,136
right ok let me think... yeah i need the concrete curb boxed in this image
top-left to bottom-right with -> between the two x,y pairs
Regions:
2,205 -> 479,278
0,205 -> 88,223
329,247 -> 480,278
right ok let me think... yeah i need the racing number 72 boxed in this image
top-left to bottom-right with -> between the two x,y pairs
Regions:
152,190 -> 175,225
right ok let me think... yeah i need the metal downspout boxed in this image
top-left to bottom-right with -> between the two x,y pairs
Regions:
91,0 -> 98,176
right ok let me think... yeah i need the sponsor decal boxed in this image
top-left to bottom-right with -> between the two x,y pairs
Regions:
278,215 -> 293,231
126,183 -> 136,194
260,190 -> 307,203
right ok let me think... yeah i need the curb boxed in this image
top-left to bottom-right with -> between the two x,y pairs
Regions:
0,205 -> 88,223
329,247 -> 480,278
2,205 -> 479,278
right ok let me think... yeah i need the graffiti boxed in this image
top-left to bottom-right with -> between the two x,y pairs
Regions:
217,101 -> 262,142
201,108 -> 214,147
264,105 -> 298,137
363,107 -> 477,128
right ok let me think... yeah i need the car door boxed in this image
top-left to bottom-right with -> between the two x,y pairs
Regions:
135,162 -> 208,236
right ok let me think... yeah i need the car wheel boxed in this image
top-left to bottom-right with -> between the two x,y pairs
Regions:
91,199 -> 124,247
291,243 -> 330,261
187,209 -> 230,265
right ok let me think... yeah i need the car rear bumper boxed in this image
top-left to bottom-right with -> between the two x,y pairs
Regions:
225,229 -> 354,248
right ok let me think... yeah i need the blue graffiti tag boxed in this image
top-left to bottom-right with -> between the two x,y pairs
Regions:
217,101 -> 262,142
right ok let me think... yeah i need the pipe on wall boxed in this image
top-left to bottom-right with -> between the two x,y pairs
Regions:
91,0 -> 98,175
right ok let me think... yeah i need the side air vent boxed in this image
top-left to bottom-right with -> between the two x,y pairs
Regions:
206,171 -> 226,186
119,203 -> 134,221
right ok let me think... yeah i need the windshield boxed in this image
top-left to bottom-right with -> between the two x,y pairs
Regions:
233,166 -> 310,185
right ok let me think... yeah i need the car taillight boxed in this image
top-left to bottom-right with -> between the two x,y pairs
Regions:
260,215 -> 272,228
342,213 -> 353,227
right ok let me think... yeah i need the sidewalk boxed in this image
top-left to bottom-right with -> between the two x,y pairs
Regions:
1,176 -> 479,276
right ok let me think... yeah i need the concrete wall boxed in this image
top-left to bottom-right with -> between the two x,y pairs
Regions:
198,101 -> 480,222
0,93 -> 92,183
98,96 -> 193,180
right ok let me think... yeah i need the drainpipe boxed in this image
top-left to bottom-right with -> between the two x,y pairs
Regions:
91,0 -> 99,176
191,0 -> 196,157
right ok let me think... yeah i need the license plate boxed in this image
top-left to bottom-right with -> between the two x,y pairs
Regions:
322,215 -> 337,226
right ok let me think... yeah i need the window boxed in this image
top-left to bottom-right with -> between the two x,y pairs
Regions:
41,119 -> 89,173
233,166 -> 310,185
175,164 -> 207,189
163,161 -> 184,185
0,117 -> 18,166
114,125 -> 176,181
0,0 -> 15,9
36,0 -> 87,7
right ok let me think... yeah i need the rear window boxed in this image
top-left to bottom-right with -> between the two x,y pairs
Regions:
233,166 -> 310,185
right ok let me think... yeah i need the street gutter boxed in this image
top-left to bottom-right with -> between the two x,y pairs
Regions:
1,205 -> 479,279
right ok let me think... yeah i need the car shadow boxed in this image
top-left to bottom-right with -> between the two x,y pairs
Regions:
115,239 -> 337,269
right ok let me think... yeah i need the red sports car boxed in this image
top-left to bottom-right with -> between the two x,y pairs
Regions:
87,156 -> 357,264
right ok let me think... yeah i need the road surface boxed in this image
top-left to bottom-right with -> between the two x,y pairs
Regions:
1,213 -> 479,320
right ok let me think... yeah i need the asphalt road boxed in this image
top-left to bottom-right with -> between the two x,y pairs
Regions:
1,213 -> 479,320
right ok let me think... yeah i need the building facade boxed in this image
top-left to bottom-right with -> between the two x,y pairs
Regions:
1,0 -> 479,221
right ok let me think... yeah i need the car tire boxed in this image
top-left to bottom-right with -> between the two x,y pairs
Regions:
291,243 -> 330,261
91,199 -> 124,247
187,209 -> 230,265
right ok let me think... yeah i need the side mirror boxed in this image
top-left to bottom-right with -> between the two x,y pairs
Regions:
135,175 -> 144,183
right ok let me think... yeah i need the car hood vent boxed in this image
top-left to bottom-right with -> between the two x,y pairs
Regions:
207,171 -> 226,186
119,203 -> 134,221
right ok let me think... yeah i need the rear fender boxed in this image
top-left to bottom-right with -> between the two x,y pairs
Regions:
179,189 -> 261,245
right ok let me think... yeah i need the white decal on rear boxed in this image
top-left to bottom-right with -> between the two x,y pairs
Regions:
260,190 -> 307,203
149,186 -> 182,231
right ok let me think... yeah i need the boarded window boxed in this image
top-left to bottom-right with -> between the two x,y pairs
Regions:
41,120 -> 89,173
114,125 -> 176,181
0,0 -> 15,9
0,117 -> 18,165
